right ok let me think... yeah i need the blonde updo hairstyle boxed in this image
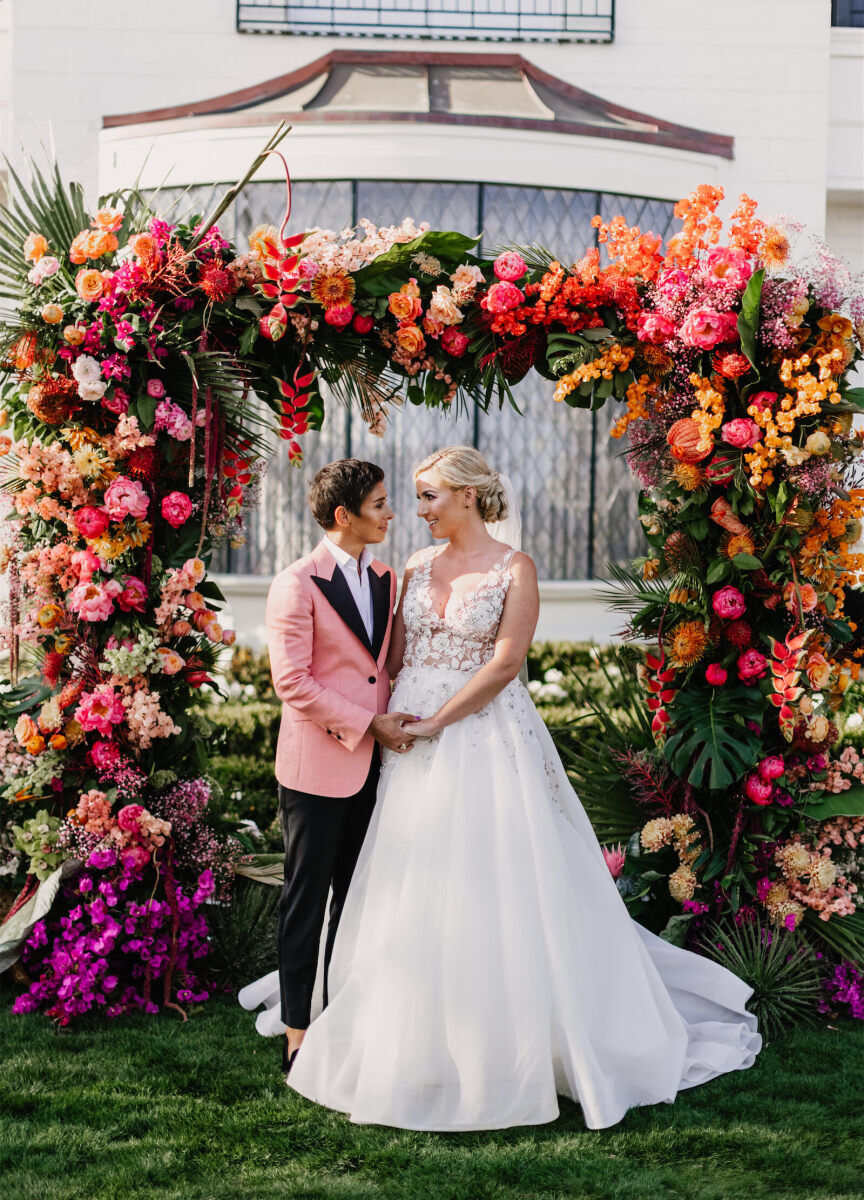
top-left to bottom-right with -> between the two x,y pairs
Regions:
414,445 -> 509,524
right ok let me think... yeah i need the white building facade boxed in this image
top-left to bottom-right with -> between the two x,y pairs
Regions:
1,0 -> 862,644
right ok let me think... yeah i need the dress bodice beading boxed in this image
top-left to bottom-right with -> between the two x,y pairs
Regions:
402,545 -> 517,673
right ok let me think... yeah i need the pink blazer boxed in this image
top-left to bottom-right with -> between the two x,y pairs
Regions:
266,540 -> 397,798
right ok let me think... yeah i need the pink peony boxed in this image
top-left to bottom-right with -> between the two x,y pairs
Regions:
161,491 -> 193,529
102,477 -> 149,521
121,844 -> 152,873
705,663 -> 728,686
115,575 -> 148,613
749,391 -> 778,413
75,685 -> 126,735
493,251 -> 527,282
721,418 -> 762,449
484,281 -> 524,314
441,326 -> 469,357
758,756 -> 785,782
146,379 -> 166,398
636,312 -> 676,344
324,302 -> 355,329
71,549 -> 100,580
102,390 -> 130,415
73,505 -> 110,539
712,586 -> 747,620
116,803 -> 144,833
352,313 -> 374,334
702,246 -> 753,290
745,773 -> 774,805
602,843 -> 626,879
737,649 -> 768,682
68,580 -> 121,622
90,740 -> 121,769
679,307 -> 739,350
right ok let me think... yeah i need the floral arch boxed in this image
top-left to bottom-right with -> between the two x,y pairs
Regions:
1,140 -> 864,1023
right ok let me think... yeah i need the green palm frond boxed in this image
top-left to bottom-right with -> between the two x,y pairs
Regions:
0,156 -> 89,302
803,909 -> 864,967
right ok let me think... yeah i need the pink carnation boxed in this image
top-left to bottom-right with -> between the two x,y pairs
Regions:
493,251 -> 527,282
737,649 -> 768,682
679,307 -> 739,350
75,685 -> 126,735
73,505 -> 110,539
721,418 -> 762,449
115,575 -> 148,613
102,477 -> 149,521
712,586 -> 746,620
636,312 -> 675,344
483,281 -> 524,314
161,491 -> 193,529
68,580 -> 122,622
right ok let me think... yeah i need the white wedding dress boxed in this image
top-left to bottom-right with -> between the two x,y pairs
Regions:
241,545 -> 760,1131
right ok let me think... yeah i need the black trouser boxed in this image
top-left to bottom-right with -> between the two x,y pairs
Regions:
277,756 -> 378,1029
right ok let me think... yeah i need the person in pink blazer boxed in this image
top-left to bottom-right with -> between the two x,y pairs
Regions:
266,459 -> 417,1073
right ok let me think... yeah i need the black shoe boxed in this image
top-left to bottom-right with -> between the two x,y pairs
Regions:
282,1040 -> 299,1075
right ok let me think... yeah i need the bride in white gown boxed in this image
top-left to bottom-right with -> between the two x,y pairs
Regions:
241,445 -> 760,1131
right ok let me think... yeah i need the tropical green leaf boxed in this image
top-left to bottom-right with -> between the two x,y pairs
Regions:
803,909 -> 864,967
737,268 -> 764,381
800,784 -> 864,821
659,913 -> 695,946
663,684 -> 762,790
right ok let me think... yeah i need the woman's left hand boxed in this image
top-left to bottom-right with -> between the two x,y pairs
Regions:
406,715 -> 441,738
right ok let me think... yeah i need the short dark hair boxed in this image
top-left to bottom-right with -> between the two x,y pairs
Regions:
308,459 -> 385,530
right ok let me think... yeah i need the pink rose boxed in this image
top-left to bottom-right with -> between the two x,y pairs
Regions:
679,307 -> 739,350
709,496 -> 748,535
441,326 -> 469,357
121,844 -> 152,874
324,303 -> 354,329
758,756 -> 785,782
75,685 -> 125,735
352,313 -> 374,334
102,477 -> 149,521
117,804 -> 144,833
745,773 -> 774,805
68,580 -> 122,622
161,491 -> 193,529
222,629 -> 236,646
116,575 -> 148,613
493,251 -> 527,282
74,505 -> 110,539
184,590 -> 205,612
705,663 -> 728,686
483,281 -> 524,314
636,312 -> 676,344
721,418 -> 762,449
702,247 -> 753,290
712,586 -> 747,620
737,649 -> 768,682
102,391 -> 130,415
146,379 -> 166,398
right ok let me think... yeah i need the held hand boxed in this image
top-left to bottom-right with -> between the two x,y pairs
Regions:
409,715 -> 441,738
369,711 -> 417,753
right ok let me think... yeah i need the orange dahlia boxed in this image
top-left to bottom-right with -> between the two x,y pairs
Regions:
311,269 -> 355,308
670,620 -> 709,667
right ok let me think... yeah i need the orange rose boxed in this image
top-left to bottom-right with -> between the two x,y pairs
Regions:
75,268 -> 105,302
69,231 -> 90,264
41,303 -> 64,325
63,325 -> 86,346
92,207 -> 124,233
23,232 -> 48,261
128,232 -> 159,261
15,714 -> 38,746
395,324 -> 426,357
83,229 -> 117,259
388,291 -> 421,322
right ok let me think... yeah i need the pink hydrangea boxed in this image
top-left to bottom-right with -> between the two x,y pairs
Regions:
483,281 -> 524,314
115,575 -> 148,613
68,579 -> 122,622
712,586 -> 746,620
721,418 -> 762,449
679,307 -> 739,349
102,476 -> 149,521
737,649 -> 768,682
636,312 -> 676,344
161,491 -> 193,529
493,251 -> 527,282
76,685 -> 126,736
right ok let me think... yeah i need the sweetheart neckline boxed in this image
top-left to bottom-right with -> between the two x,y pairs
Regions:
421,545 -> 515,622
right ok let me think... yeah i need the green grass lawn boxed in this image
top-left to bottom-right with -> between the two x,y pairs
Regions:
2,992 -> 863,1200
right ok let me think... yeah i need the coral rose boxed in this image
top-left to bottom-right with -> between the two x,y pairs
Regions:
40,304 -> 64,325
161,491 -> 193,529
63,325 -> 86,346
75,268 -> 105,303
23,232 -> 48,261
679,307 -> 738,349
388,280 -> 422,322
783,581 -> 818,614
69,231 -> 90,264
712,586 -> 746,620
395,325 -> 425,357
128,232 -> 159,261
441,326 -> 469,357
492,251 -> 527,282
427,285 -> 463,326
92,207 -> 124,233
721,418 -> 762,449
806,652 -> 831,689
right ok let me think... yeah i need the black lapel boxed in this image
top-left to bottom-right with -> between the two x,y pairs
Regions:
369,566 -> 392,663
311,568 -> 374,657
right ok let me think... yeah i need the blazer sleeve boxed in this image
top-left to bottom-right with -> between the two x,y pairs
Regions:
266,570 -> 376,752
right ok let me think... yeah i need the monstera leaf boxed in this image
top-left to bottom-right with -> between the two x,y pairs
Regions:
663,684 -> 763,790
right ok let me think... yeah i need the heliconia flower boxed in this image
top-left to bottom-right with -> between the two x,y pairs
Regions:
712,586 -> 746,620
709,496 -> 748,534
602,843 -> 626,879
492,251 -> 527,282
745,773 -> 774,805
705,663 -> 727,686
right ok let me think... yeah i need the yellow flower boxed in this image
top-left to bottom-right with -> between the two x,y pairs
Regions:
310,268 -> 355,308
670,619 -> 709,667
672,462 -> 706,492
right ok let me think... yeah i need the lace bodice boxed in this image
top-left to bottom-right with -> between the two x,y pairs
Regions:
401,544 -> 517,673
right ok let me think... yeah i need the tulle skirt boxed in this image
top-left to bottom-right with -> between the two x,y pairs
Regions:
241,666 -> 760,1131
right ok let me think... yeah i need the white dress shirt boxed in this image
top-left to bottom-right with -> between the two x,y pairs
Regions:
322,535 -> 375,640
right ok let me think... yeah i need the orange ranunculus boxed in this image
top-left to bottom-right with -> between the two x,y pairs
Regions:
75,268 -> 105,302
69,230 -> 91,264
23,232 -> 48,261
49,734 -> 67,751
63,325 -> 86,346
395,324 -> 425,357
41,303 -> 64,325
92,207 -> 124,233
128,232 -> 159,261
25,735 -> 46,756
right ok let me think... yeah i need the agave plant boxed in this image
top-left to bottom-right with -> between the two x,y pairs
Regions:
702,919 -> 821,1043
